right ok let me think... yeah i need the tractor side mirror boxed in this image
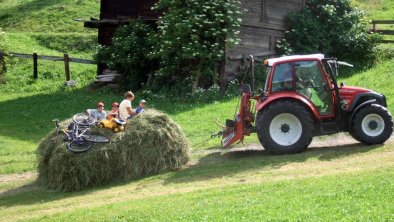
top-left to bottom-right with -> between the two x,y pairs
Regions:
259,88 -> 267,98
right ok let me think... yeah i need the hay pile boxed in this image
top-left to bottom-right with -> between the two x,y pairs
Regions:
37,109 -> 190,191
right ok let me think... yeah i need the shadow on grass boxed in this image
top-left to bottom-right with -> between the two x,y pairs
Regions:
0,87 -> 115,143
163,142 -> 383,185
0,86 -> 235,143
0,180 -> 97,207
0,142 -> 383,208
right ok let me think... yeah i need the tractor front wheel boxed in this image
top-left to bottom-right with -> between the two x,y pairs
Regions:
351,104 -> 393,144
256,100 -> 314,154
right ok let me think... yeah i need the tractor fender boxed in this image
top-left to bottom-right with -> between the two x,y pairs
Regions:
348,99 -> 377,130
256,93 -> 320,119
348,92 -> 386,112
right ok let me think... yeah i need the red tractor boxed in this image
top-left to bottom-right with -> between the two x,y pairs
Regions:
221,54 -> 393,154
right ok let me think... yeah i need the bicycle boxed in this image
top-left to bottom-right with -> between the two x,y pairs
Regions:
53,112 -> 110,153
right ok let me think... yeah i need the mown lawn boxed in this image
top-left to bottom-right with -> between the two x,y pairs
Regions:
35,170 -> 393,222
1,0 -> 394,221
1,141 -> 393,221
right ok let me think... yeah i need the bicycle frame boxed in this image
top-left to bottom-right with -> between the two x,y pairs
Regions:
55,120 -> 89,141
53,117 -> 109,153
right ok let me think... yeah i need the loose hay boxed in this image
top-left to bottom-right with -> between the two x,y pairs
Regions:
37,109 -> 190,191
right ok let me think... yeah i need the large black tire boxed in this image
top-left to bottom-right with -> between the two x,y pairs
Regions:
351,104 -> 393,144
256,100 -> 314,154
67,140 -> 93,153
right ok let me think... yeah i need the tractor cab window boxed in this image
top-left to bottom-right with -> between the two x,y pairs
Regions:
271,62 -> 293,92
294,61 -> 333,115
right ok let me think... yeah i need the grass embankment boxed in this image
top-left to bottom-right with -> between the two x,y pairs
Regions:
1,142 -> 393,221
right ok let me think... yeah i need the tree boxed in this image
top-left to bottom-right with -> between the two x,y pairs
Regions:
95,21 -> 155,90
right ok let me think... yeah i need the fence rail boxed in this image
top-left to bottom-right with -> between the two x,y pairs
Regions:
371,20 -> 394,43
0,51 -> 96,81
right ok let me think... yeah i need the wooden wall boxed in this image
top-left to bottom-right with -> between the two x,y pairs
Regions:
96,0 -> 158,46
229,0 -> 305,56
87,0 -> 306,76
100,0 -> 158,20
225,0 -> 305,79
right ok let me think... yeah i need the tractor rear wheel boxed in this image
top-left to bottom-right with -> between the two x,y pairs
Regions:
351,104 -> 393,144
256,100 -> 314,154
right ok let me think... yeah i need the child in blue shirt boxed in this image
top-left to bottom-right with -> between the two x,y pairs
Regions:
135,99 -> 147,114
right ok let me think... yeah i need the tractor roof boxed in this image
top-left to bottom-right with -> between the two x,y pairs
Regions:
265,54 -> 324,66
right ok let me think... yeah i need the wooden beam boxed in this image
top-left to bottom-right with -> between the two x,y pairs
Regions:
381,39 -> 394,43
33,53 -> 38,79
64,54 -> 70,81
228,50 -> 276,60
69,58 -> 96,64
9,52 -> 96,64
372,20 -> 394,25
261,0 -> 268,24
375,30 -> 394,35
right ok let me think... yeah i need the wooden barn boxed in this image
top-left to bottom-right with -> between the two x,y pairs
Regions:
84,0 -> 306,78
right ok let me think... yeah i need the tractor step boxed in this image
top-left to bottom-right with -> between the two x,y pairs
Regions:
320,121 -> 338,133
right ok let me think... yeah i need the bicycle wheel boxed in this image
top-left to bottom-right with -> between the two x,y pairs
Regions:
73,112 -> 95,126
67,140 -> 93,153
85,134 -> 110,143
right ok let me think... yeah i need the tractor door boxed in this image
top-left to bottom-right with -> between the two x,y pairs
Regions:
293,61 -> 333,115
269,60 -> 333,116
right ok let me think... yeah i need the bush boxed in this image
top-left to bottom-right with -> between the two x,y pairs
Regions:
95,1 -> 243,94
0,28 -> 8,82
150,0 -> 242,93
37,109 -> 190,191
276,0 -> 381,67
95,21 -> 155,90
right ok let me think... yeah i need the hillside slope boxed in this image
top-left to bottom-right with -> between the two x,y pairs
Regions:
0,0 -> 99,33
1,135 -> 393,221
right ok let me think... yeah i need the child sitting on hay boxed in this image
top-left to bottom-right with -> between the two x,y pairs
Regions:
135,99 -> 147,114
86,101 -> 107,122
108,102 -> 119,118
129,99 -> 147,118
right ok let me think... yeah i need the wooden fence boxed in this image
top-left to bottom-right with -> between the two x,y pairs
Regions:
371,20 -> 394,43
0,51 -> 96,81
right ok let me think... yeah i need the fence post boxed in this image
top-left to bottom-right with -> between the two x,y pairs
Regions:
372,21 -> 376,32
0,51 -> 6,83
33,53 -> 38,79
64,53 -> 70,81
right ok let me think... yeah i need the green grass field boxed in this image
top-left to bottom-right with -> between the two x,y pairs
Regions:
1,0 -> 394,221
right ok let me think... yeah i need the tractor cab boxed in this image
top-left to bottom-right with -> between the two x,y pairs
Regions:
261,54 -> 334,116
220,54 -> 393,154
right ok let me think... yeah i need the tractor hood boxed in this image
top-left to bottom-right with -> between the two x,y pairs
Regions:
338,85 -> 387,109
339,85 -> 371,96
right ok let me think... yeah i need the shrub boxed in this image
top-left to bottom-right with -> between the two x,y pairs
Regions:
95,21 -> 155,90
276,0 -> 381,67
150,0 -> 243,94
0,28 -> 8,82
37,109 -> 190,191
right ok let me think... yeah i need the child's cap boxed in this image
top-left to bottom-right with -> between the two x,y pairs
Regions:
139,99 -> 147,104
